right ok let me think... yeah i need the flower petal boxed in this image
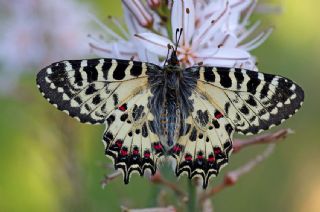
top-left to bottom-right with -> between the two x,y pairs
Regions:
192,1 -> 230,46
197,47 -> 250,58
229,0 -> 256,31
239,27 -> 273,51
222,33 -> 239,47
123,5 -> 148,35
200,0 -> 225,20
238,20 -> 261,43
171,0 -> 195,45
122,0 -> 154,28
230,0 -> 253,12
90,14 -> 124,41
134,32 -> 173,56
195,47 -> 253,68
202,57 -> 257,70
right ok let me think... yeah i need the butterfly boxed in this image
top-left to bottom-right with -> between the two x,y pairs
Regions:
36,42 -> 304,188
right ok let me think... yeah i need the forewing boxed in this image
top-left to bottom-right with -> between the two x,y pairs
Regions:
36,58 -> 159,124
186,66 -> 304,135
170,91 -> 234,189
102,89 -> 164,183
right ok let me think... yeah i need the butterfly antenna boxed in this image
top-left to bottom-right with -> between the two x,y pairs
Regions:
164,44 -> 172,66
175,28 -> 183,52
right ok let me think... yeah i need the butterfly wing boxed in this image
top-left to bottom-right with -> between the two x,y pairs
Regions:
170,89 -> 234,188
36,58 -> 157,124
186,66 -> 304,135
37,58 -> 165,182
171,66 -> 304,188
103,88 -> 165,183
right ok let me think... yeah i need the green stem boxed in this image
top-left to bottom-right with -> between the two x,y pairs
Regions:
187,180 -> 196,212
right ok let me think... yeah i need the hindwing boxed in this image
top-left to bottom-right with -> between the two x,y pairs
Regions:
170,90 -> 234,188
103,89 -> 165,183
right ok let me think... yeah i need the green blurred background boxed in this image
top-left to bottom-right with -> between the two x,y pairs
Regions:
0,0 -> 319,211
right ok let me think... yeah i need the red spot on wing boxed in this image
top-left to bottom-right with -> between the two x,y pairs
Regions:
133,149 -> 139,155
185,154 -> 192,161
197,155 -> 204,160
208,154 -> 215,163
214,111 -> 224,119
118,103 -> 127,111
115,139 -> 123,148
144,150 -> 151,158
197,152 -> 204,160
154,143 -> 163,150
214,147 -> 222,155
120,148 -> 128,156
172,144 -> 182,153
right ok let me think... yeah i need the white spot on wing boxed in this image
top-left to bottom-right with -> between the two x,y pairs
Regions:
46,68 -> 52,74
290,84 -> 296,91
141,62 -> 148,75
284,99 -> 291,105
63,110 -> 70,115
62,94 -> 70,101
290,93 -> 297,100
64,61 -> 73,71
125,61 -> 134,78
270,107 -> 278,115
80,60 -> 88,80
97,59 -> 105,81
45,77 -> 51,83
268,124 -> 276,129
71,99 -> 80,107
108,59 -> 118,80
276,102 -> 283,108
258,73 -> 264,81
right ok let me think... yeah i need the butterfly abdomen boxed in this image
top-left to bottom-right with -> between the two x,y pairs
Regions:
156,69 -> 185,149
160,101 -> 181,149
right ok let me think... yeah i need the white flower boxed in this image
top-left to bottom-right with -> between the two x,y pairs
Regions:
89,0 -> 161,64
91,0 -> 273,71
0,0 -> 92,93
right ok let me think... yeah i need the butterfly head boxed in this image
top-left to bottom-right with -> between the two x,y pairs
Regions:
167,48 -> 180,67
165,28 -> 183,69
